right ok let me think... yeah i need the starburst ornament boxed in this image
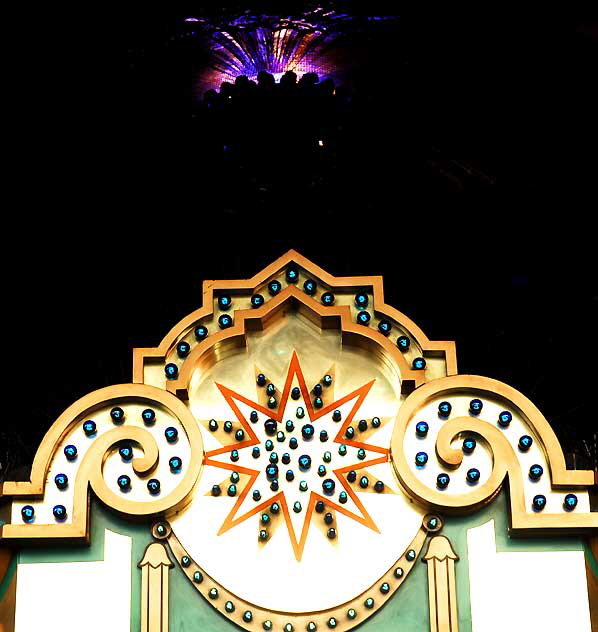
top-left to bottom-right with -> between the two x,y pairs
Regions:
204,352 -> 392,560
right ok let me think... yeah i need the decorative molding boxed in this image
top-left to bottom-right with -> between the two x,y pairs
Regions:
139,542 -> 173,632
132,249 -> 457,395
153,515 -> 443,631
390,375 -> 596,533
423,536 -> 459,632
0,384 -> 203,543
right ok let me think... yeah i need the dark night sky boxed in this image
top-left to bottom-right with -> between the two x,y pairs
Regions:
2,4 -> 596,478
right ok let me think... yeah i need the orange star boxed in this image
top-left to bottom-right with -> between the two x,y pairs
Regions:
204,351 -> 389,561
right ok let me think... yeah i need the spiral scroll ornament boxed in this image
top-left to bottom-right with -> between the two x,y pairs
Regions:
1,384 -> 203,542
390,375 -> 594,529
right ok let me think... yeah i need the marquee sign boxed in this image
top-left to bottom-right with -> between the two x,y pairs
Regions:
1,250 -> 596,632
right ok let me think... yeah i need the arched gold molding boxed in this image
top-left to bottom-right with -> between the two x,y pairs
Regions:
0,384 -> 203,543
155,514 -> 442,632
163,286 -> 423,400
132,249 -> 457,386
390,375 -> 597,534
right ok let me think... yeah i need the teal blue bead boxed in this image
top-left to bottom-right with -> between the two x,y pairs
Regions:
284,624 -> 294,632
263,621 -> 273,631
299,481 -> 308,491
261,513 -> 270,524
318,465 -> 327,477
195,325 -> 208,341
193,571 -> 203,583
347,608 -> 356,620
394,567 -> 404,578
218,314 -> 233,329
225,601 -> 235,613
327,618 -> 337,629
339,491 -> 347,503
365,598 -> 374,609
230,471 -> 240,483
380,582 -> 390,594
243,611 -> 253,622
427,516 -> 439,529
307,622 -> 317,632
406,549 -> 416,561
293,501 -> 302,513
209,588 -> 218,599
323,451 -> 332,463
338,444 -> 347,456
296,407 -> 305,419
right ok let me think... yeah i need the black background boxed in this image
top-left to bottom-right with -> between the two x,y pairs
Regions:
2,4 -> 596,479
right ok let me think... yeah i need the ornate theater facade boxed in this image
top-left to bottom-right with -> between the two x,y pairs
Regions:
1,250 -> 596,631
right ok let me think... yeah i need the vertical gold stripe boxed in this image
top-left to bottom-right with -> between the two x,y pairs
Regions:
447,559 -> 458,632
435,560 -> 450,632
427,561 -> 438,632
162,565 -> 169,631
148,566 -> 161,632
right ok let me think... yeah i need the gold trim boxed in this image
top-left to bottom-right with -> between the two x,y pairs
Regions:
390,375 -> 597,533
423,536 -> 459,632
0,384 -> 203,543
163,286 -> 422,399
156,514 -> 442,631
139,542 -> 174,632
132,249 -> 456,390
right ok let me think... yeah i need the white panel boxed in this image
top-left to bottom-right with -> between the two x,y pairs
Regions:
467,520 -> 591,632
15,529 -> 132,632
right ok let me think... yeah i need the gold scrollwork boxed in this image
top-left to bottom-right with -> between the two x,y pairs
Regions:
0,383 -> 204,543
390,375 -> 597,533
